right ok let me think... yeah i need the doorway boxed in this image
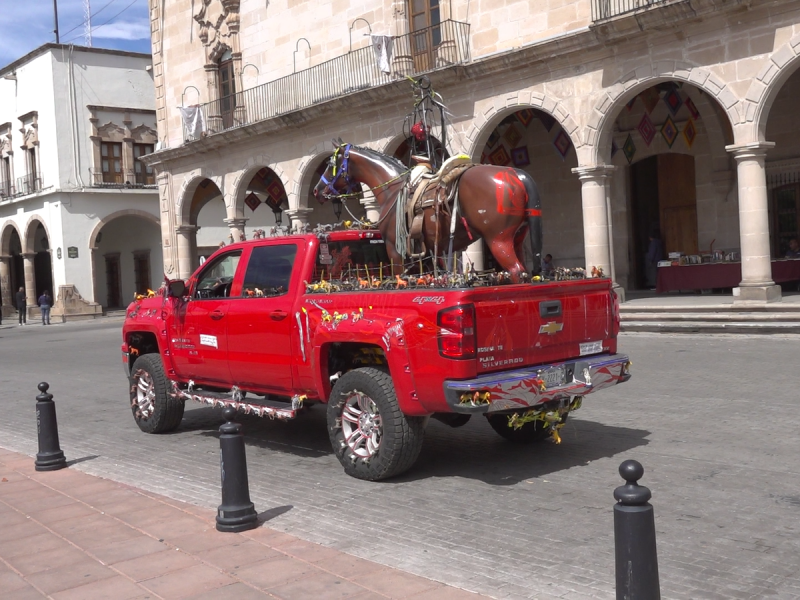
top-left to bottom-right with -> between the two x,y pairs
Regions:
630,153 -> 698,288
105,253 -> 122,308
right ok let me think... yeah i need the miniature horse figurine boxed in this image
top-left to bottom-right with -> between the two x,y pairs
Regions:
312,141 -> 542,281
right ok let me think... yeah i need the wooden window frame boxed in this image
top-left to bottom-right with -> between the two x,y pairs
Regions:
101,142 -> 124,184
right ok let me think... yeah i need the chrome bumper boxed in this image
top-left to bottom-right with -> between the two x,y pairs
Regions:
443,353 -> 631,413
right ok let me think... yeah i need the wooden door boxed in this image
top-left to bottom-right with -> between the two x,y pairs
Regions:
658,154 -> 698,255
133,252 -> 151,295
772,185 -> 800,256
105,253 -> 122,308
408,0 -> 441,72
218,59 -> 236,129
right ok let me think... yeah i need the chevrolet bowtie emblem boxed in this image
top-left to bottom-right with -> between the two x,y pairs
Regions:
539,321 -> 564,335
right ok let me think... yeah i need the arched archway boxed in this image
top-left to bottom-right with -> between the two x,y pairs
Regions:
302,154 -> 368,227
237,167 -> 291,234
90,211 -> 162,308
23,217 -> 53,305
0,221 -> 24,316
596,78 -> 736,290
179,177 -> 226,271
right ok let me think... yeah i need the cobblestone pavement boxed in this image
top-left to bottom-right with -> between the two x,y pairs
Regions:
0,319 -> 798,599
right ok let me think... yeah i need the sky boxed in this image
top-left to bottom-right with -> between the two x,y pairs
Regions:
0,0 -> 152,68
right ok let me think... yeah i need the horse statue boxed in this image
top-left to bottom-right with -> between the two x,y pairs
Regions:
313,141 -> 543,282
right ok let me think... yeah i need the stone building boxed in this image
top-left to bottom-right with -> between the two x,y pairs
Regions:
145,0 -> 800,302
0,44 -> 161,320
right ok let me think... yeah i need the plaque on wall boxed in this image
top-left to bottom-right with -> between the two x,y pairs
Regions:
67,247 -> 79,258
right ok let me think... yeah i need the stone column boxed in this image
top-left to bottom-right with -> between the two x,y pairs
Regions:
224,218 -> 248,242
573,165 -> 615,278
726,142 -> 781,303
22,253 -> 36,306
285,207 -> 314,233
175,225 -> 198,280
0,255 -> 12,311
360,197 -> 381,225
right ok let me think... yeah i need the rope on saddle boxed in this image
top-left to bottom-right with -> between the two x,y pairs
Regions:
395,186 -> 411,258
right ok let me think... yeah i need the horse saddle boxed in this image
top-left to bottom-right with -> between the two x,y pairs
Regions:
407,155 -> 474,243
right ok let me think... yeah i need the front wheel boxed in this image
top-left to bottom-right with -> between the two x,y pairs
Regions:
129,354 -> 184,433
327,368 -> 425,481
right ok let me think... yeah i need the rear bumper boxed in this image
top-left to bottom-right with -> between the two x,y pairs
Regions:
443,353 -> 631,413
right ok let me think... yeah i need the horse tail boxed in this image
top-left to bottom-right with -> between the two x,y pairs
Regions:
513,169 -> 542,276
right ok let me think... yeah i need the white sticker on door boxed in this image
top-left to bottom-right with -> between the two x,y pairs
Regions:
200,334 -> 218,349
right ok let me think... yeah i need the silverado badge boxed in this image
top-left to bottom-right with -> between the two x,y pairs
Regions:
539,321 -> 564,335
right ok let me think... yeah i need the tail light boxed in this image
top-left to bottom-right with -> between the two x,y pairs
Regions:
437,304 -> 476,359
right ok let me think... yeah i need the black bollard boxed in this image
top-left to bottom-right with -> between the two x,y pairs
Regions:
614,460 -> 660,600
34,382 -> 67,472
216,407 -> 258,533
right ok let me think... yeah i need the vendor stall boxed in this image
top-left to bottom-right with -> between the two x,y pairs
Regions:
656,259 -> 800,293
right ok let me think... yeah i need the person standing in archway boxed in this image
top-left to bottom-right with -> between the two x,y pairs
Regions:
38,290 -> 52,325
15,287 -> 26,326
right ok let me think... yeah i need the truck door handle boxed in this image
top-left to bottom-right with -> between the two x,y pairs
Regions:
210,310 -> 225,321
270,310 -> 288,321
540,300 -> 562,318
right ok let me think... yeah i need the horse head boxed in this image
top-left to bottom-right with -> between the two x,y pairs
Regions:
313,139 -> 359,202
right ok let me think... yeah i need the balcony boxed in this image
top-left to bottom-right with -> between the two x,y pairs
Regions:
0,179 -> 13,200
591,0 -> 671,21
90,169 -> 157,189
184,20 -> 470,141
16,173 -> 42,196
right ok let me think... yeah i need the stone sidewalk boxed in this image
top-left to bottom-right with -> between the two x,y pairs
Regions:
0,448 -> 486,600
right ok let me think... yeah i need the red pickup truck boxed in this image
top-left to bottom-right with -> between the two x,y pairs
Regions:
122,230 -> 630,480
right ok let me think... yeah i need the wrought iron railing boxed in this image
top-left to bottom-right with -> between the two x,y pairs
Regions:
89,169 -> 157,189
591,0 -> 671,21
16,173 -> 42,196
184,20 -> 470,141
0,179 -> 13,199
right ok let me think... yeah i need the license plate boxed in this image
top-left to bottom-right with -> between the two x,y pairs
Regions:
541,366 -> 565,389
580,340 -> 603,356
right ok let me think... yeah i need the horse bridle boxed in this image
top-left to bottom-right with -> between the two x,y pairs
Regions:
319,144 -> 361,199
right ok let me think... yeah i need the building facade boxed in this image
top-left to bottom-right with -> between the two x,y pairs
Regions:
146,0 -> 800,302
0,44 -> 162,320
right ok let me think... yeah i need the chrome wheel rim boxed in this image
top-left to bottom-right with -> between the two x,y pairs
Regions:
134,370 -> 156,419
341,391 -> 382,458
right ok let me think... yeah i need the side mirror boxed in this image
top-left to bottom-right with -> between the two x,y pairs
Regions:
167,280 -> 186,298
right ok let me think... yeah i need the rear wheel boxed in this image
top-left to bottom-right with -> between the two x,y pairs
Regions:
486,411 -> 567,444
327,368 -> 425,481
130,354 -> 184,433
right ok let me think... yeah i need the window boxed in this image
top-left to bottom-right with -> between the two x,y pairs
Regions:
101,142 -> 123,184
194,251 -> 242,299
27,148 -> 39,191
218,54 -> 236,129
241,244 -> 297,297
1,156 -> 10,197
134,144 -> 155,185
312,238 -> 390,281
409,0 -> 441,70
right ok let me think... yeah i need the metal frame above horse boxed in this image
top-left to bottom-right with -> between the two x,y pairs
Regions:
313,141 -> 542,281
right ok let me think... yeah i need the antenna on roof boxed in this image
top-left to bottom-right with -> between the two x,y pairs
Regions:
84,0 -> 92,47
53,0 -> 60,43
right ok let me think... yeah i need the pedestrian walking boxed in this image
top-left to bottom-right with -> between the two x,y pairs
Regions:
38,290 -> 52,325
15,287 -> 26,326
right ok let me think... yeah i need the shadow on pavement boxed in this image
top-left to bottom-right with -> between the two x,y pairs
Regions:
65,455 -> 100,467
177,404 -> 650,485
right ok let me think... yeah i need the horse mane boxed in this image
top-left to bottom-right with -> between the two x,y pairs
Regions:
348,144 -> 407,175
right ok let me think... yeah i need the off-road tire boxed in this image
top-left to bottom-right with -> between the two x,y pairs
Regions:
130,354 -> 184,433
486,412 -> 567,443
327,367 -> 425,481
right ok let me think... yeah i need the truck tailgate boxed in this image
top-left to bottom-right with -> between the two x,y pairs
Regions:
468,279 -> 614,374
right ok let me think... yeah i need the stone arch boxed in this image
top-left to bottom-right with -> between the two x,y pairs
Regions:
589,61 -> 740,166
88,209 -> 161,250
464,94 -> 579,160
0,220 -> 22,255
295,141 -> 335,210
23,215 -> 51,254
230,154 -> 288,218
746,32 -> 800,143
176,170 -> 222,225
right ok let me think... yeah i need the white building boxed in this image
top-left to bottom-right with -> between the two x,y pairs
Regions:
0,44 -> 161,321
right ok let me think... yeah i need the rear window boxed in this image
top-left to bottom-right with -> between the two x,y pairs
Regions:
314,239 -> 390,280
